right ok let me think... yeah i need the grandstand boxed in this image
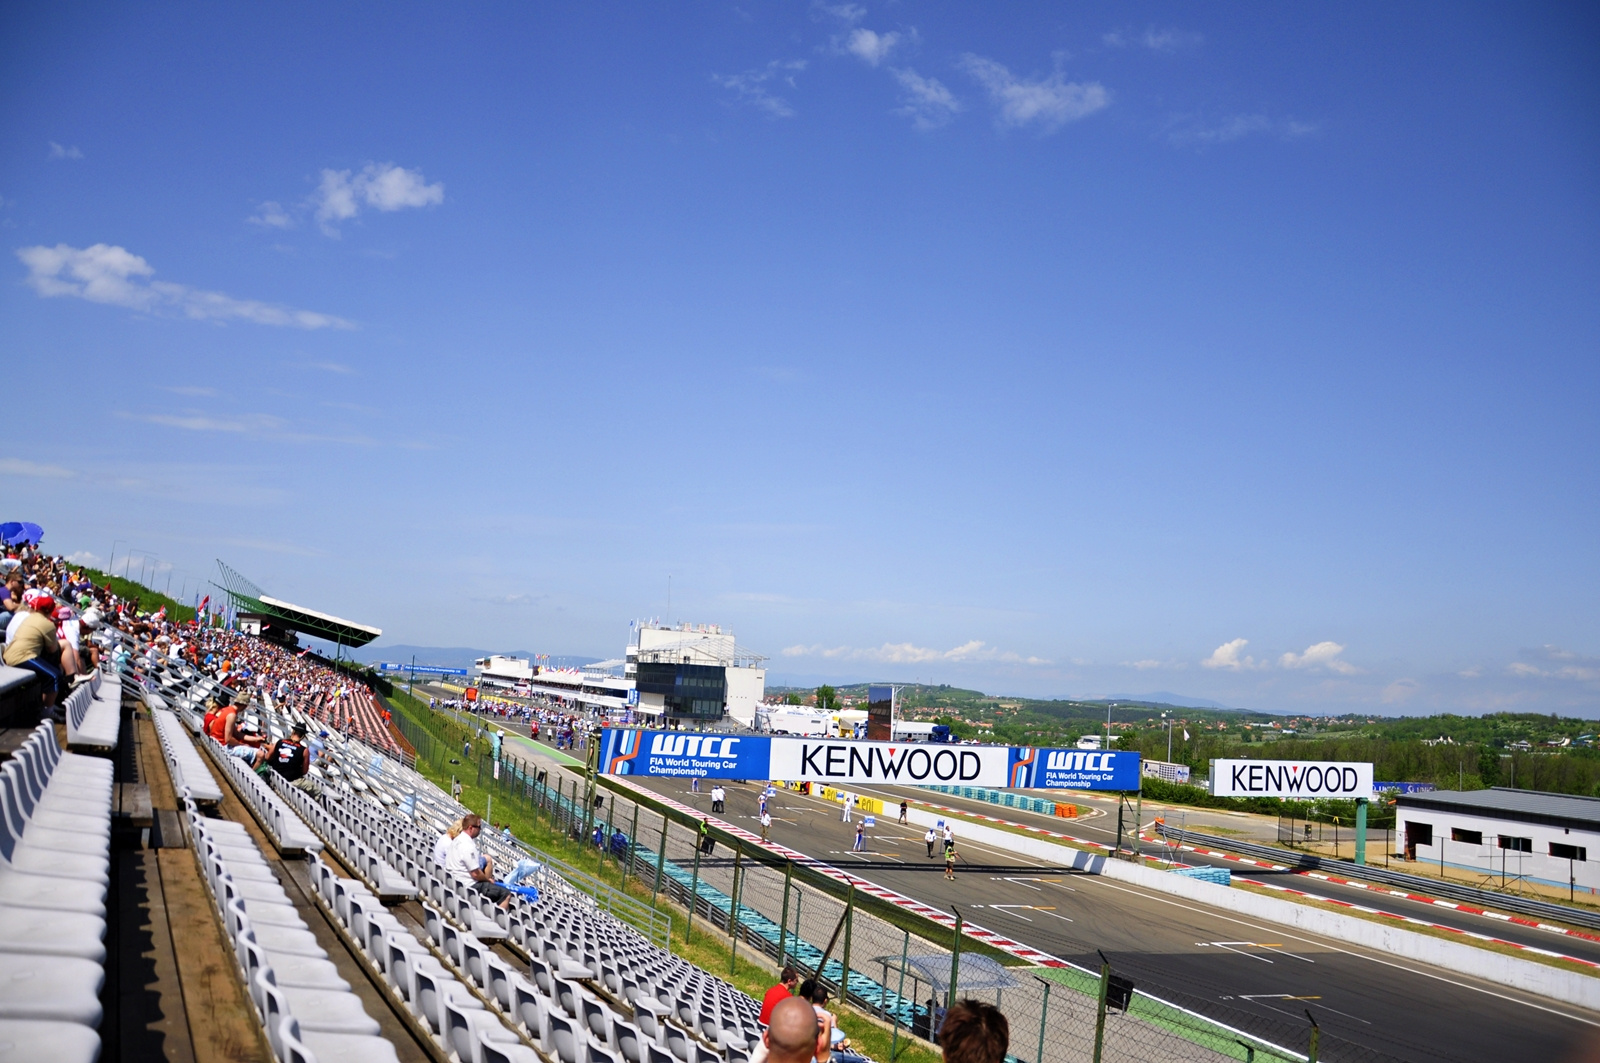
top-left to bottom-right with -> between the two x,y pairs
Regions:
0,548 -> 783,1063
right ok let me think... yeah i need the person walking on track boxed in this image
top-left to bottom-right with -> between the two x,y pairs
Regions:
925,827 -> 937,858
899,800 -> 908,825
761,809 -> 772,841
944,836 -> 958,880
853,822 -> 865,852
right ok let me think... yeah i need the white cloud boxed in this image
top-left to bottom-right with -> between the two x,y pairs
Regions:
48,142 -> 83,160
891,68 -> 962,129
1166,114 -> 1317,146
1103,27 -> 1203,52
305,361 -> 355,374
1508,647 -> 1600,683
714,60 -> 807,119
958,55 -> 1109,131
64,551 -> 102,566
16,243 -> 353,329
311,163 -> 444,235
1279,641 -> 1360,675
163,385 -> 219,397
844,28 -> 900,66
248,201 -> 294,229
782,640 -> 1050,666
1122,658 -> 1185,671
1201,638 -> 1261,671
0,457 -> 77,479
1381,678 -> 1420,704
816,3 -> 866,25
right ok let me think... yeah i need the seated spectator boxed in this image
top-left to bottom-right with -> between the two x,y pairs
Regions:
445,814 -> 513,910
433,818 -> 464,868
938,1000 -> 1009,1063
261,723 -> 310,782
760,966 -> 800,1025
3,589 -> 63,704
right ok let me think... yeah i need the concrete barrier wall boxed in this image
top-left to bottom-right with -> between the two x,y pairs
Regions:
904,805 -> 1600,1011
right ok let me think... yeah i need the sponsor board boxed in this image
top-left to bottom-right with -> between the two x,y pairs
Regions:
599,729 -> 1142,791
1210,759 -> 1374,800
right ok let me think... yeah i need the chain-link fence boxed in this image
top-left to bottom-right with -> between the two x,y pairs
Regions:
393,704 -> 1415,1063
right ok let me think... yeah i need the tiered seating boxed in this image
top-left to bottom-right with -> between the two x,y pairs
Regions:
150,707 -> 225,804
201,738 -> 324,856
270,776 -> 418,902
63,667 -> 121,753
298,685 -> 401,758
183,797 -> 401,1063
0,723 -> 114,1063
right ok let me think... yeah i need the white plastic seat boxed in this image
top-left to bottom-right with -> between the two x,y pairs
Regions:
0,953 -> 105,1026
0,904 -> 106,962
258,971 -> 381,1037
0,867 -> 105,915
0,1019 -> 102,1063
238,936 -> 350,994
444,995 -> 522,1063
278,1016 -> 401,1063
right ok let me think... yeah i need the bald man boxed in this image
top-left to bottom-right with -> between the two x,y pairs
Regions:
765,996 -> 828,1063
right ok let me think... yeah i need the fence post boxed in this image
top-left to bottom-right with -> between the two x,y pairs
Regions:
1305,1010 -> 1320,1063
687,836 -> 703,946
777,860 -> 793,966
947,907 -> 962,1011
729,846 -> 744,976
653,813 -> 669,905
839,883 -> 855,1007
1035,978 -> 1051,1063
889,928 -> 909,1062
557,776 -> 566,833
626,803 -> 640,886
1092,960 -> 1109,1063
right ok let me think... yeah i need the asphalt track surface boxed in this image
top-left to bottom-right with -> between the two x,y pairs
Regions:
613,771 -> 1599,1063
875,784 -> 1600,968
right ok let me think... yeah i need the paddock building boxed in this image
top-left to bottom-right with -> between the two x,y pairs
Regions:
1395,787 -> 1600,895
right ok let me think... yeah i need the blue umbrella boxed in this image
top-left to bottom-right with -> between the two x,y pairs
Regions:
0,523 -> 20,544
19,523 -> 42,544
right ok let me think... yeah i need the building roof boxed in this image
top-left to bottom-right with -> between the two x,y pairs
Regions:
1396,787 -> 1600,832
214,560 -> 382,647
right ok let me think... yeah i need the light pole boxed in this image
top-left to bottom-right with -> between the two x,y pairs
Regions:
108,540 -> 126,575
1163,712 -> 1173,764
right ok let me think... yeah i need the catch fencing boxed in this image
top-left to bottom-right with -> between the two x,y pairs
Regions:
397,706 -> 1413,1063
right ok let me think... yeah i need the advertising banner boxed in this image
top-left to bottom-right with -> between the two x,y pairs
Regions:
377,663 -> 470,676
600,729 -> 1145,791
1011,748 -> 1143,790
1211,759 -> 1374,800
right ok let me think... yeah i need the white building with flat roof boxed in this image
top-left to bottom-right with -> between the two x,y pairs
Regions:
626,621 -> 767,725
1395,787 -> 1600,896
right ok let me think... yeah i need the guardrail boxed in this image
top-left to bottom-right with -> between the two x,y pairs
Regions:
1157,824 -> 1600,932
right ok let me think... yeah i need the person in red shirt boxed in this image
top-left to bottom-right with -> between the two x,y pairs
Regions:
759,967 -> 800,1026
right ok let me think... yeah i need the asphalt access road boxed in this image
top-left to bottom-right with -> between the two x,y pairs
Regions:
850,783 -> 1600,968
620,774 -> 1599,1063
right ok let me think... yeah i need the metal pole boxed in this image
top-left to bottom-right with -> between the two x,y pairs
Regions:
777,860 -> 793,965
1306,1010 -> 1320,1063
947,907 -> 963,1011
890,929 -> 909,1061
1355,798 -> 1367,866
626,803 -> 640,885
729,846 -> 744,976
687,836 -> 703,946
1092,960 -> 1110,1063
840,884 -> 856,1005
1036,979 -> 1051,1063
653,813 -> 669,905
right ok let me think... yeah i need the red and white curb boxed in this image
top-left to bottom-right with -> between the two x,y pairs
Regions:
1148,836 -> 1600,946
1238,876 -> 1600,969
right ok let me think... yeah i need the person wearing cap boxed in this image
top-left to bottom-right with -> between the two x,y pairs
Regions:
3,590 -> 64,704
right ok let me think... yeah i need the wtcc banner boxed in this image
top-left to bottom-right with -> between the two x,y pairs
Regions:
598,729 -> 1143,791
1210,759 -> 1374,800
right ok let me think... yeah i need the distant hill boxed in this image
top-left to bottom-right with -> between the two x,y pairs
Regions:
1091,692 -> 1237,711
347,644 -> 601,671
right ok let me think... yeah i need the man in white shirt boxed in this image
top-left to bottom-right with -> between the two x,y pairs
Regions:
446,814 -> 513,909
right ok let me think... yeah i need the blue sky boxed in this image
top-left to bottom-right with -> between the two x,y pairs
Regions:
3,3 -> 1597,716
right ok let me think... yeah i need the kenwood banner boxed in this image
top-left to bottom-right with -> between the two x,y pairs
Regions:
598,728 -> 1144,791
1210,759 -> 1374,800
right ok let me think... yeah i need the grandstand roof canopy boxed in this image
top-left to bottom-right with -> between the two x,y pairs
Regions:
214,560 -> 382,647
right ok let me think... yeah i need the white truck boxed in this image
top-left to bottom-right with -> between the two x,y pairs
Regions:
761,710 -> 834,737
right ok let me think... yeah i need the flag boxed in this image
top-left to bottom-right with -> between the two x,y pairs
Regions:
298,648 -> 311,658
199,595 -> 210,612
1183,729 -> 1190,741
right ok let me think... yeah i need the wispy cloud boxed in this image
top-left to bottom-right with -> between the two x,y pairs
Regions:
1279,640 -> 1361,675
714,60 -> 807,119
1103,27 -> 1203,52
1165,114 -> 1316,146
843,28 -> 900,66
1201,638 -> 1263,671
248,200 -> 294,229
312,163 -> 444,236
782,640 -> 1050,666
129,409 -> 379,447
0,457 -> 77,479
163,385 -> 219,397
892,68 -> 961,129
16,243 -> 353,329
958,55 -> 1109,131
1507,646 -> 1600,683
305,361 -> 355,375
1122,658 -> 1185,671
48,141 -> 83,160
